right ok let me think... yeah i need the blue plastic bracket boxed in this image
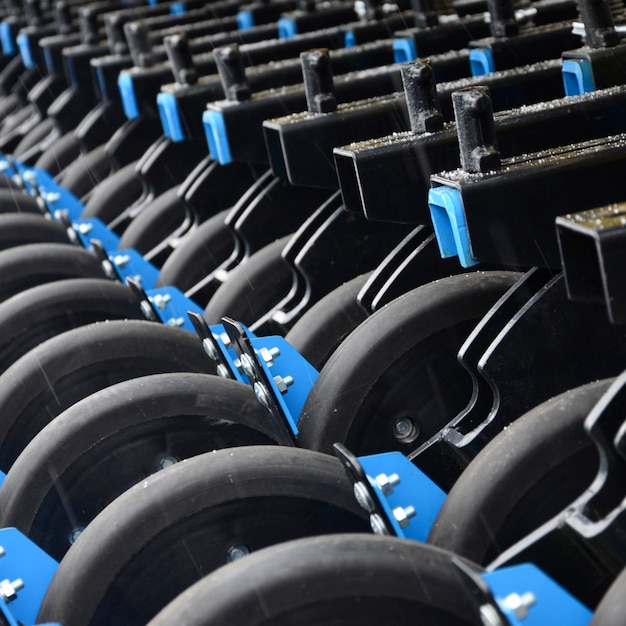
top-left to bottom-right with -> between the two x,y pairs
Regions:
0,528 -> 58,626
118,73 -> 140,120
562,58 -> 595,96
393,38 -> 417,63
16,34 -> 35,69
469,47 -> 495,76
482,563 -> 592,626
157,92 -> 185,142
277,17 -> 298,38
428,185 -> 480,267
358,451 -> 447,542
237,10 -> 255,30
1,23 -> 15,56
145,286 -> 205,332
203,110 -> 233,164
170,2 -> 186,14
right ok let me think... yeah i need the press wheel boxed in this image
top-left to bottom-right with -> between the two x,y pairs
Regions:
427,379 -> 609,564
298,272 -> 521,455
0,319 -> 216,471
37,446 -> 369,626
147,534 -> 483,626
0,373 -> 278,561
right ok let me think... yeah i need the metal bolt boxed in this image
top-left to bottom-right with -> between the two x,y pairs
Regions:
353,481 -> 375,512
203,338 -> 219,361
45,191 -> 61,204
68,527 -> 84,545
226,544 -> 250,562
480,603 -> 506,626
157,455 -> 179,470
22,170 -> 36,185
374,473 -> 401,495
101,259 -> 117,280
217,364 -> 231,378
254,382 -> 272,410
501,592 -> 537,620
273,375 -> 294,394
220,333 -> 231,348
76,222 -> 94,235
152,293 -> 172,310
0,579 -> 24,603
392,505 -> 417,528
240,353 -> 256,379
369,513 -> 390,536
258,346 -> 280,366
0,547 -> 5,559
166,317 -> 185,327
392,417 -> 417,442
112,254 -> 131,269
0,160 -> 9,172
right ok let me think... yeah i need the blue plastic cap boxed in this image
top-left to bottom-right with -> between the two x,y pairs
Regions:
428,186 -> 479,268
562,58 -> 595,96
344,30 -> 356,47
237,10 -> 255,30
393,38 -> 417,63
170,2 -> 186,14
0,22 -> 15,55
469,47 -> 495,76
157,92 -> 185,142
17,33 -> 35,68
203,110 -> 233,164
278,17 -> 298,38
118,73 -> 140,119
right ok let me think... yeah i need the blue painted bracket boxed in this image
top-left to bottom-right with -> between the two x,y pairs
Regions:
203,110 -> 232,164
428,185 -> 480,268
145,286 -> 205,332
157,92 -> 185,142
0,528 -> 58,626
358,451 -> 447,542
110,249 -> 160,290
469,47 -> 495,76
483,563 -> 592,626
562,58 -> 595,96
393,38 -> 417,63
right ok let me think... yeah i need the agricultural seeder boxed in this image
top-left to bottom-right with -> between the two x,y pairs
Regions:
0,0 -> 621,622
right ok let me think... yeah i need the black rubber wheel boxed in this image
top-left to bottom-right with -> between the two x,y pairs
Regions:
117,185 -> 186,258
427,379 -> 608,564
0,319 -> 217,471
0,187 -> 42,214
0,373 -> 280,561
155,209 -> 234,307
35,131 -> 82,178
285,273 -> 371,370
0,214 -> 71,249
0,278 -> 145,376
78,160 -> 144,227
297,272 -> 521,455
203,236 -> 293,331
147,534 -> 483,626
37,446 -> 369,626
591,566 -> 626,626
0,243 -> 106,303
58,145 -> 112,200
13,116 -> 56,159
